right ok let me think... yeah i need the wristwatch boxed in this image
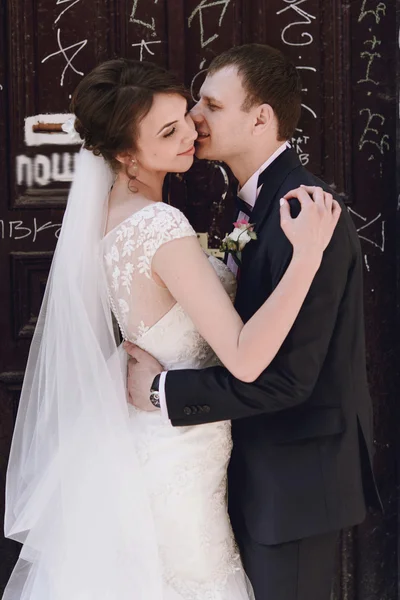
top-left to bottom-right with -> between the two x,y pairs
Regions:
150,374 -> 161,408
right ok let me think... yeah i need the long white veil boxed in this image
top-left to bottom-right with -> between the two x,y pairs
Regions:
3,148 -> 163,600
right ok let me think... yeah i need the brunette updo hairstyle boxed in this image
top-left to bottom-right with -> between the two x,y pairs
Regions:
70,58 -> 189,172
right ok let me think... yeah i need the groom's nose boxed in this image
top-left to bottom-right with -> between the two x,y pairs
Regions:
189,102 -> 203,123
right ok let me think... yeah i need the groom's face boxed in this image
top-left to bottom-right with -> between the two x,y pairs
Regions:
190,67 -> 255,163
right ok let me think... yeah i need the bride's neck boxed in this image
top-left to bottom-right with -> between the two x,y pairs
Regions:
113,168 -> 166,204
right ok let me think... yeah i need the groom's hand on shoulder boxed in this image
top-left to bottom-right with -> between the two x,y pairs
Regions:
124,342 -> 162,412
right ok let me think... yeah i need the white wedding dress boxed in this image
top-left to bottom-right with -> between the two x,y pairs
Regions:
102,202 -> 253,600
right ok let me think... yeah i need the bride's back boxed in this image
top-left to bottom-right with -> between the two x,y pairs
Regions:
103,202 -> 187,344
102,201 -> 236,372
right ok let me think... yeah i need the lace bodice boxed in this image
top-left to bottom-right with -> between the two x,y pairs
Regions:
102,203 -> 196,342
102,202 -> 236,370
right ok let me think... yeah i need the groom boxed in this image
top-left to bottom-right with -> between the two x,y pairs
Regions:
125,44 -> 380,599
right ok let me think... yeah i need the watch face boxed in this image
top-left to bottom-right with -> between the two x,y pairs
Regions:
151,374 -> 161,392
150,391 -> 160,408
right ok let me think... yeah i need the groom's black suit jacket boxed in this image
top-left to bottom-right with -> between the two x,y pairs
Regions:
165,149 -> 380,545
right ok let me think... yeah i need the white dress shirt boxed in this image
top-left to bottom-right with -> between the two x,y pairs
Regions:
159,142 -> 290,421
237,141 -> 290,208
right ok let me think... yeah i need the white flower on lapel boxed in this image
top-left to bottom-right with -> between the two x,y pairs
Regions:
220,220 -> 257,265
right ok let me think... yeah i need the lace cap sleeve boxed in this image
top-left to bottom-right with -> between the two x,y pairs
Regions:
144,203 -> 197,260
104,202 -> 197,285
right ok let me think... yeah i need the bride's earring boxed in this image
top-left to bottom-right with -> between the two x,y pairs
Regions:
130,158 -> 139,179
127,158 -> 139,193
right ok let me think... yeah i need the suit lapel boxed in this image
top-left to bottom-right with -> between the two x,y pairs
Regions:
250,148 -> 301,235
234,149 -> 301,312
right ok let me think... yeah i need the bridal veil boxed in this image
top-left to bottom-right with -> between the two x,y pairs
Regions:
3,147 -> 163,600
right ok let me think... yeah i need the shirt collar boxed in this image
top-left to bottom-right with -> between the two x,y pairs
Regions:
237,142 -> 290,208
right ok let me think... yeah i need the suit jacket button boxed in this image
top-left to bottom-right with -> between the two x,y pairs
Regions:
183,406 -> 192,415
191,406 -> 198,414
203,405 -> 210,413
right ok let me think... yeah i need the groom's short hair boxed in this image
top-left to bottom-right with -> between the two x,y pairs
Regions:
208,44 -> 302,141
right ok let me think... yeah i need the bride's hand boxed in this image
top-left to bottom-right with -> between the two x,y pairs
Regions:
280,185 -> 342,263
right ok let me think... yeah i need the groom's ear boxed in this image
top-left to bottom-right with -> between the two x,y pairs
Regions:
253,103 -> 276,136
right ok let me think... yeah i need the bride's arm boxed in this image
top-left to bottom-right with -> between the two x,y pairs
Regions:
152,187 -> 341,383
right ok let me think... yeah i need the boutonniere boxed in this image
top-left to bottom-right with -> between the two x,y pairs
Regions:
220,220 -> 257,266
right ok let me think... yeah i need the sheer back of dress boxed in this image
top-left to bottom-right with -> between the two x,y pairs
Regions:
102,203 -> 197,343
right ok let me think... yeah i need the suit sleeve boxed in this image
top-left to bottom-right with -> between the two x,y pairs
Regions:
165,213 -> 354,426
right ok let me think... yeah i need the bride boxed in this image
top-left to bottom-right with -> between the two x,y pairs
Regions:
3,59 -> 340,600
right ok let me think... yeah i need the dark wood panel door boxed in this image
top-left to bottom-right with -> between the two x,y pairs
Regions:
0,1 -> 397,598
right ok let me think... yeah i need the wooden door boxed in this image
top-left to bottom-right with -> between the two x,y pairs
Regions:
0,1 -> 397,597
